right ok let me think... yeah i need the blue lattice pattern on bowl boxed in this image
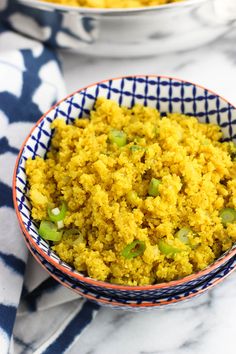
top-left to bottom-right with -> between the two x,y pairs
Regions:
22,229 -> 236,310
65,259 -> 231,298
14,76 -> 236,301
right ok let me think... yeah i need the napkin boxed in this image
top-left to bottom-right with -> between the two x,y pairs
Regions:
0,3 -> 99,354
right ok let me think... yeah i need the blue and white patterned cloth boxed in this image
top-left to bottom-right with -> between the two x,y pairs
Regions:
0,2 -> 99,353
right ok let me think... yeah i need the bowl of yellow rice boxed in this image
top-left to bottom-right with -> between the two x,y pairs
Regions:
13,75 -> 236,303
10,0 -> 226,57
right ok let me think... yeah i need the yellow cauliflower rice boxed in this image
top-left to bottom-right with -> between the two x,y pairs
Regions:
41,0 -> 183,9
25,98 -> 236,286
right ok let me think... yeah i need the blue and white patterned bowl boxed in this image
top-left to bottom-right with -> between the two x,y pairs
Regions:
22,228 -> 236,310
13,75 -> 236,303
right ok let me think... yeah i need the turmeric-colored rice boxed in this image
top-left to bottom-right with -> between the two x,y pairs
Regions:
26,98 -> 236,285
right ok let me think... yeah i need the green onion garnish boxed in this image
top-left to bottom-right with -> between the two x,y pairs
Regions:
219,208 -> 236,225
158,240 -> 181,255
148,178 -> 161,197
175,227 -> 192,244
121,240 -> 146,259
38,220 -> 62,242
108,130 -> 127,147
48,202 -> 67,222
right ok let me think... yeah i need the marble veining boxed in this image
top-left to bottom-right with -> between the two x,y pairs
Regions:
70,273 -> 236,354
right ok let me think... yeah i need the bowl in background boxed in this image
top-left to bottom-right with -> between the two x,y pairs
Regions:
0,0 -> 232,57
13,75 -> 236,306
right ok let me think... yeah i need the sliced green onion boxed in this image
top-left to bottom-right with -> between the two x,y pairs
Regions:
175,227 -> 191,244
130,145 -> 144,152
48,202 -> 67,222
148,178 -> 161,197
57,220 -> 64,230
219,208 -> 236,225
38,220 -> 62,242
158,240 -> 181,255
108,130 -> 127,147
121,240 -> 146,259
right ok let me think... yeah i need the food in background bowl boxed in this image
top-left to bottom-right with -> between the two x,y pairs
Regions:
25,97 -> 236,286
41,0 -> 183,8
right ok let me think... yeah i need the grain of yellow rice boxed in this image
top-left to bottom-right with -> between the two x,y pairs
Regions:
26,98 -> 236,285
41,0 -> 182,8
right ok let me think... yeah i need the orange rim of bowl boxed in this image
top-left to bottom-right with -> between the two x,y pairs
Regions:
21,225 -> 236,308
12,74 -> 236,292
73,263 -> 236,307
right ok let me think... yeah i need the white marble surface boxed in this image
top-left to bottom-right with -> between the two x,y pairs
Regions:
70,274 -> 236,354
59,24 -> 236,354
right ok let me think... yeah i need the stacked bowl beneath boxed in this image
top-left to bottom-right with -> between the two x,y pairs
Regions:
13,75 -> 236,310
